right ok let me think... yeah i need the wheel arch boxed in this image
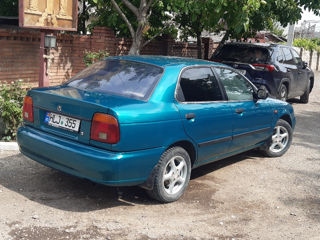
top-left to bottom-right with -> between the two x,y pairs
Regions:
279,114 -> 292,127
167,140 -> 197,167
279,79 -> 290,92
140,139 -> 197,190
310,76 -> 314,93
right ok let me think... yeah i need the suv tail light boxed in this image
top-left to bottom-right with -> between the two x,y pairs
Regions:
252,64 -> 275,72
90,113 -> 120,144
23,96 -> 34,123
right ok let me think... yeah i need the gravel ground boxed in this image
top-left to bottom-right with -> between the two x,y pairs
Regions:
0,74 -> 319,240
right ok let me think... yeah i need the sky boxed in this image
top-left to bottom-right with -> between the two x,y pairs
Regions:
300,9 -> 320,22
298,9 -> 320,31
283,9 -> 320,34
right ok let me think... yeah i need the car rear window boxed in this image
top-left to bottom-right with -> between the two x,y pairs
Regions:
67,60 -> 163,100
214,45 -> 270,64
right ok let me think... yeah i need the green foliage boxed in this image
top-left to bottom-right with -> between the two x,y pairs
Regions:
0,0 -> 18,16
266,20 -> 285,37
90,0 -> 176,39
78,0 -> 97,34
293,38 -> 320,52
83,49 -> 109,66
0,80 -> 27,141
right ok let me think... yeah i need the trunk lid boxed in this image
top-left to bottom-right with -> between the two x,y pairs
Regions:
28,86 -> 141,149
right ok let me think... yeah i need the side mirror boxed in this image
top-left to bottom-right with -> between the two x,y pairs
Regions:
302,61 -> 308,69
254,87 -> 268,100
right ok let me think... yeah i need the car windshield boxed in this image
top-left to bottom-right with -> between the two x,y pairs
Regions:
66,60 -> 163,100
215,45 -> 270,64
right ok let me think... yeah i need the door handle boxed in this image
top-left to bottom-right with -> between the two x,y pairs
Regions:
287,69 -> 291,72
235,108 -> 244,114
185,113 -> 196,120
298,71 -> 302,74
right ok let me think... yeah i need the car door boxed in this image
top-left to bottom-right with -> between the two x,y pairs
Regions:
281,47 -> 302,97
291,48 -> 309,95
213,67 -> 274,152
175,67 -> 233,165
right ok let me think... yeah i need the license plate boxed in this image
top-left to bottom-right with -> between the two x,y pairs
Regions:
238,69 -> 246,75
45,112 -> 81,132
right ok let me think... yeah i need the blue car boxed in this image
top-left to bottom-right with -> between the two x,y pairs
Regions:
17,56 -> 295,202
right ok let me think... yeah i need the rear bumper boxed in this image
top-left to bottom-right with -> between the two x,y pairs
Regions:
17,126 -> 164,186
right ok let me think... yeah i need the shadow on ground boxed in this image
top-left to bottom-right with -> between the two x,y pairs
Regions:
0,149 -> 260,212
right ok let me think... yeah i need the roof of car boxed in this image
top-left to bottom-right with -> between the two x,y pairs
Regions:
223,42 -> 282,48
107,55 -> 222,68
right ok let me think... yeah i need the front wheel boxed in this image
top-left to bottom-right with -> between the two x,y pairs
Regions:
146,147 -> 191,203
261,119 -> 293,157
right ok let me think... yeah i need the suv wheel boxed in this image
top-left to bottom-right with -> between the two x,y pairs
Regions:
279,84 -> 288,101
146,147 -> 191,203
300,80 -> 310,104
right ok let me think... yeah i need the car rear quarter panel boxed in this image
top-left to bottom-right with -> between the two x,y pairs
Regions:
110,66 -> 196,152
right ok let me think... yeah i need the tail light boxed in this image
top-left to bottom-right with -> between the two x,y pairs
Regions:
252,64 -> 275,72
23,96 -> 34,123
90,113 -> 120,144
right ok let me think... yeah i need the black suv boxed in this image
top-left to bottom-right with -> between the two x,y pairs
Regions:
211,43 -> 314,103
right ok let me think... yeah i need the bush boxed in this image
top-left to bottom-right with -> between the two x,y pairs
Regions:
0,80 -> 27,141
293,38 -> 319,52
83,49 -> 109,66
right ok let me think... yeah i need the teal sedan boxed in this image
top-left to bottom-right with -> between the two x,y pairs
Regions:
17,56 -> 295,202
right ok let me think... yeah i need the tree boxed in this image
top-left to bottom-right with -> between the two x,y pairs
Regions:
93,0 -> 173,55
78,0 -> 96,34
172,0 -> 263,59
0,0 -> 18,16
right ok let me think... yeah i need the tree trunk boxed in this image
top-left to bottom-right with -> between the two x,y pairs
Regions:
309,50 -> 313,67
196,32 -> 202,59
215,31 -> 230,55
128,38 -> 141,55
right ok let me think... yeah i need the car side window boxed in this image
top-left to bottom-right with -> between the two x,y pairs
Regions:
291,49 -> 303,66
282,48 -> 295,65
214,68 -> 253,101
178,67 -> 223,102
276,49 -> 284,63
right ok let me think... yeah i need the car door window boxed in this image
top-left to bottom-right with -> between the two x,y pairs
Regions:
276,49 -> 284,63
178,67 -> 223,102
214,68 -> 253,101
291,49 -> 303,66
282,48 -> 295,65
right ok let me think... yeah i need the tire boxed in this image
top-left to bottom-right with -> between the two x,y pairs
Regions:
279,84 -> 288,101
300,80 -> 310,104
261,119 -> 293,157
146,147 -> 191,203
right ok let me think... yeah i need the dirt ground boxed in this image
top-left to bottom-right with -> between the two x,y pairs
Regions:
1,74 -> 320,240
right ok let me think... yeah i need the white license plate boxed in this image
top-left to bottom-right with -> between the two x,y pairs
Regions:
238,69 -> 246,75
45,112 -> 81,132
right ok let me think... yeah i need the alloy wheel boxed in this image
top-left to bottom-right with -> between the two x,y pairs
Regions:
269,125 -> 289,153
162,156 -> 188,195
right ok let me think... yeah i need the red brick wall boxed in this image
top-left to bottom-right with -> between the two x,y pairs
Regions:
0,29 -> 41,87
0,27 -> 215,87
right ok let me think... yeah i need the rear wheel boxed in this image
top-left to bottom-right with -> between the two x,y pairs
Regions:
261,119 -> 292,157
146,147 -> 191,203
300,80 -> 310,104
279,84 -> 288,101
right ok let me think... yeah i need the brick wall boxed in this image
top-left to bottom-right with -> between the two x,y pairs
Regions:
0,27 -> 215,87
